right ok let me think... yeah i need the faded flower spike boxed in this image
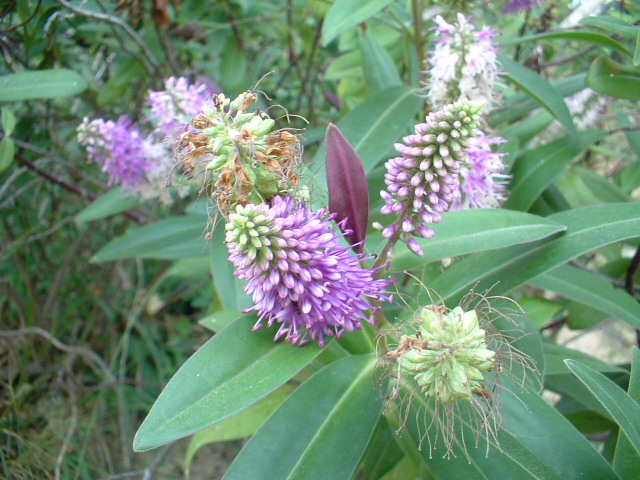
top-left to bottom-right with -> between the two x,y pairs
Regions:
225,196 -> 393,347
426,13 -> 501,108
379,100 -> 482,256
179,91 -> 301,214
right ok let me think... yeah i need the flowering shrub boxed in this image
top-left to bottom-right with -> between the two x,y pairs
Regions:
3,1 -> 640,478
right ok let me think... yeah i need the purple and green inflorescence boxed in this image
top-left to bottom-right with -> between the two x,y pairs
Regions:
379,99 -> 483,256
225,196 -> 393,347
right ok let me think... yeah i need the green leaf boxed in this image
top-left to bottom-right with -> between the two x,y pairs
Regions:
133,314 -> 322,451
566,359 -> 640,456
614,347 -> 640,479
587,55 -> 640,100
518,297 -> 563,330
221,38 -> 248,94
163,257 -> 211,278
543,340 -> 627,376
501,30 -> 632,56
430,203 -> 640,305
580,16 -> 639,39
0,69 -> 87,102
184,385 -> 293,480
390,209 -> 566,271
529,264 -> 640,330
209,222 -> 250,311
635,30 -> 640,67
75,188 -> 139,223
356,418 -> 405,480
575,167 -> 629,204
1,107 -> 16,135
359,31 -> 401,92
0,137 -> 15,172
505,130 -> 606,211
198,311 -> 244,333
315,86 -> 422,176
500,55 -> 577,137
91,215 -> 208,262
321,0 -> 395,46
223,354 -> 381,480
401,381 -> 618,479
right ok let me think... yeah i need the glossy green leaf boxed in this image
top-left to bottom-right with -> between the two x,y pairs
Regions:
1,107 -> 16,135
184,385 -> 293,480
133,314 -> 322,451
390,209 -> 565,271
223,354 -> 381,480
91,215 -> 209,262
587,55 -> 640,100
543,340 -> 627,376
321,0 -> 394,46
614,347 -> 640,479
430,203 -> 640,305
0,136 -> 15,172
316,86 -> 422,175
360,32 -> 401,92
502,30 -> 631,55
75,188 -> 139,223
575,167 -> 629,204
505,130 -> 606,211
500,55 -> 577,137
0,69 -> 87,101
529,265 -> 640,330
566,359 -> 640,456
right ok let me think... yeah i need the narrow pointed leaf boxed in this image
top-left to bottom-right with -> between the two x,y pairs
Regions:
566,359 -> 640,455
133,314 -> 322,451
75,188 -> 139,223
223,354 -> 381,480
500,55 -> 577,137
0,69 -> 87,101
389,209 -> 565,271
505,130 -> 606,211
91,215 -> 209,261
321,0 -> 394,46
529,265 -> 640,330
430,203 -> 640,304
586,55 -> 640,100
614,347 -> 640,479
326,123 -> 369,252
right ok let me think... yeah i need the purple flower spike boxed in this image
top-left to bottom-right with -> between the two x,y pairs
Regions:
379,100 -> 482,257
146,77 -> 213,138
226,196 -> 393,347
326,124 -> 369,253
77,116 -> 151,189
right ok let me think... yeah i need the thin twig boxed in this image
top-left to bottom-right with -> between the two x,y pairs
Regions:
56,0 -> 160,75
55,378 -> 79,480
12,150 -> 145,224
624,245 -> 640,347
0,327 -> 116,386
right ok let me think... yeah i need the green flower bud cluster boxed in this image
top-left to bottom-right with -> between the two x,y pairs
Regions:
225,203 -> 277,266
400,306 -> 495,403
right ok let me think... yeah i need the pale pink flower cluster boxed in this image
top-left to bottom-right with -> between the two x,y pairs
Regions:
426,13 -> 501,109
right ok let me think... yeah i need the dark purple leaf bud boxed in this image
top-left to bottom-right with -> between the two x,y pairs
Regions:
325,123 -> 369,253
